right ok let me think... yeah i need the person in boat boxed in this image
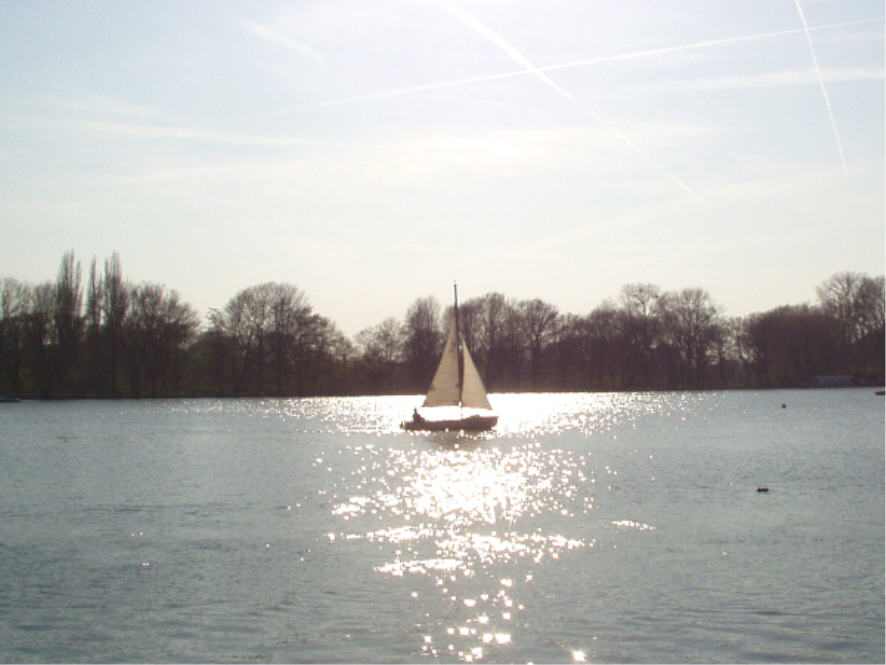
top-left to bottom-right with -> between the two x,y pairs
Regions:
412,408 -> 424,424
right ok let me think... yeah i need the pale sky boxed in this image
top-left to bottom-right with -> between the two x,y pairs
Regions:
1,0 -> 883,335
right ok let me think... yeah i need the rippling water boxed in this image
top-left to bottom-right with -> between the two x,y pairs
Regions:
0,390 -> 882,663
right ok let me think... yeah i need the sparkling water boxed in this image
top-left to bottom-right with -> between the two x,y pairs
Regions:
0,389 -> 882,662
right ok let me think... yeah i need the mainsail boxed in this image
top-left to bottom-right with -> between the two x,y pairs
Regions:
423,320 -> 460,407
422,319 -> 492,411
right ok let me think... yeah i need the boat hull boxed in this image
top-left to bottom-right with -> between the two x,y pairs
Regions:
401,414 -> 498,432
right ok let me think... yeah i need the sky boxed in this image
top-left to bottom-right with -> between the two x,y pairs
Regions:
1,0 -> 883,336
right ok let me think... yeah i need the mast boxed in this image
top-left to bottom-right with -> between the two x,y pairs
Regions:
454,281 -> 464,407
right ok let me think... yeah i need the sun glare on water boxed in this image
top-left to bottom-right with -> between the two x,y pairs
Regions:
307,392 -> 674,661
323,411 -> 608,659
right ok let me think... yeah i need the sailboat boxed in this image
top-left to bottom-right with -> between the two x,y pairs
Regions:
401,284 -> 498,432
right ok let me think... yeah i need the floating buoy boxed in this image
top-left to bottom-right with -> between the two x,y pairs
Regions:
757,487 -> 769,493
781,403 -> 786,409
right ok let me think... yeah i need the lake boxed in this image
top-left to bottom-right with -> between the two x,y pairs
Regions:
0,389 -> 883,663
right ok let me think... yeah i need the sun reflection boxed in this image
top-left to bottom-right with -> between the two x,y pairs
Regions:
322,438 -> 605,661
487,391 -> 675,438
255,392 -> 676,661
612,519 -> 655,531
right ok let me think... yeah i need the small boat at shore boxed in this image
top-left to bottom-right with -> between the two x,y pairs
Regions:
401,283 -> 497,432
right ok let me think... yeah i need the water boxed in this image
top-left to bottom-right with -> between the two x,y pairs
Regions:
0,390 -> 882,663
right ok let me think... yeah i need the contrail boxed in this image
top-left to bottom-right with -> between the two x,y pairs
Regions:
542,17 -> 880,75
259,17 -> 880,116
794,0 -> 849,177
242,19 -> 324,65
435,0 -> 708,205
270,69 -> 528,113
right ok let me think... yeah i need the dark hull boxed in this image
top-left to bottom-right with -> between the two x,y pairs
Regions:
401,414 -> 498,432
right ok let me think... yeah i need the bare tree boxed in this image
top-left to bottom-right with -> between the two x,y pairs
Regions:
209,282 -> 324,395
26,283 -> 54,397
124,284 -> 164,397
518,298 -> 559,388
103,252 -> 128,395
618,283 -> 661,388
268,283 -> 311,393
85,258 -> 104,394
52,251 -> 84,392
743,305 -> 841,386
854,275 -> 885,372
549,313 -> 594,391
356,317 -> 403,392
162,289 -> 200,395
656,288 -> 722,388
402,296 -> 441,390
816,271 -> 886,372
310,316 -> 353,394
210,287 -> 262,395
856,275 -> 885,332
125,283 -> 199,397
817,271 -> 864,346
585,304 -> 623,390
475,292 -> 512,390
620,283 -> 661,318
0,278 -> 30,396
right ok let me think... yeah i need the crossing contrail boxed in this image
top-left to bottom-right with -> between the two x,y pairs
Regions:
794,0 -> 849,177
435,0 -> 708,205
258,16 -> 880,115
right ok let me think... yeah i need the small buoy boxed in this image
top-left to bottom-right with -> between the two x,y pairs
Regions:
757,487 -> 769,492
781,403 -> 786,409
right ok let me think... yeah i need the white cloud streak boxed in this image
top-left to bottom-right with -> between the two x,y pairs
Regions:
242,19 -> 323,64
627,66 -> 883,95
8,115 -> 321,149
794,0 -> 849,177
275,69 -> 527,113
434,0 -> 708,205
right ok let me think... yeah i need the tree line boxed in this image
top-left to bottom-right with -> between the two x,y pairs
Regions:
0,251 -> 882,399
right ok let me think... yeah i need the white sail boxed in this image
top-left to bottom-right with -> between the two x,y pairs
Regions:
461,343 -> 492,410
423,320 -> 460,407
422,319 -> 493,410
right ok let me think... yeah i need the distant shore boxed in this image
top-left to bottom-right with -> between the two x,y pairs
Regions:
1,254 -> 883,400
